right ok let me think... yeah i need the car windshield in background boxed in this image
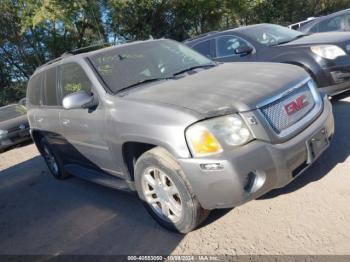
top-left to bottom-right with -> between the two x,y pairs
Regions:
0,104 -> 27,122
244,24 -> 306,46
89,39 -> 214,93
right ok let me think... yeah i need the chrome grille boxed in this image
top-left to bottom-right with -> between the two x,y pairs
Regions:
260,83 -> 315,134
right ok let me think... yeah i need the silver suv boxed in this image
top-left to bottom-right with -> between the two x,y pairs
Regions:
26,39 -> 334,233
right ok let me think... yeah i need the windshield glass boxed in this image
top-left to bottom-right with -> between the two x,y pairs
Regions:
244,24 -> 305,46
89,39 -> 214,93
0,104 -> 27,122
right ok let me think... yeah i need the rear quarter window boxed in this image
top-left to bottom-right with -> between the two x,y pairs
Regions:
27,73 -> 43,106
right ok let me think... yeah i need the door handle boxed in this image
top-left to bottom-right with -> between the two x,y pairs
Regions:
37,117 -> 44,123
62,119 -> 71,126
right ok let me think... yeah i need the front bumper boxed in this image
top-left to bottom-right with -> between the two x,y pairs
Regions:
319,55 -> 350,95
319,81 -> 350,96
0,128 -> 31,151
178,96 -> 334,210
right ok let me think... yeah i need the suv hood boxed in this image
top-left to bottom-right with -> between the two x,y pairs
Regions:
125,63 -> 309,117
281,32 -> 350,46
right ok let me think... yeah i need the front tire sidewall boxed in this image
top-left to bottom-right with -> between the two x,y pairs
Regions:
135,148 -> 204,233
39,138 -> 69,180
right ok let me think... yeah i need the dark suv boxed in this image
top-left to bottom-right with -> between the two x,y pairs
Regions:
298,9 -> 350,33
185,24 -> 350,96
26,39 -> 334,233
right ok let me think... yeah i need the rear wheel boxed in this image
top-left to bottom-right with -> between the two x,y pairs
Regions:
39,137 -> 69,179
134,147 -> 209,233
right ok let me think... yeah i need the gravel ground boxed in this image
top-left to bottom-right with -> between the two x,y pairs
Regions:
0,92 -> 350,255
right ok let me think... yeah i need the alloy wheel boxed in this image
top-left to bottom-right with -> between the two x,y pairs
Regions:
141,167 -> 183,223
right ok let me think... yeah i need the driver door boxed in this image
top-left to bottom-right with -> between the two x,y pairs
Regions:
58,62 -> 115,173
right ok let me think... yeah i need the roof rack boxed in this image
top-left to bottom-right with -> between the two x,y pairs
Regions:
34,40 -> 130,72
66,41 -> 124,55
183,31 -> 218,43
34,53 -> 73,71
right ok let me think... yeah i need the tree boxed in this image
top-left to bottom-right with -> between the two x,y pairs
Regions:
1,0 -> 349,106
0,0 -> 108,105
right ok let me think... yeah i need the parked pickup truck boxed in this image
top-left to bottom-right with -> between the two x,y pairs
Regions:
26,39 -> 334,233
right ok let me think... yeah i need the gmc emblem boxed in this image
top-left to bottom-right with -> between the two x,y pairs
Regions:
284,95 -> 309,115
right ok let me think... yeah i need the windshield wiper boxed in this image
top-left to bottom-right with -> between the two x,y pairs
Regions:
117,77 -> 172,93
117,63 -> 216,94
172,64 -> 216,76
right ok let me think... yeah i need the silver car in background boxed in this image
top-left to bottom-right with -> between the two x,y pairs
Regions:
0,104 -> 30,152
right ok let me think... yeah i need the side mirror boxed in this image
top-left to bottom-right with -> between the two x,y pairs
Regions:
62,91 -> 98,110
235,46 -> 253,55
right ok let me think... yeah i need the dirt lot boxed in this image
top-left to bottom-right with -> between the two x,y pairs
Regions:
1,92 -> 350,255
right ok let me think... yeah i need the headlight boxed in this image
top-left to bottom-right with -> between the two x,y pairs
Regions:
0,129 -> 8,138
311,45 -> 346,60
186,115 -> 253,157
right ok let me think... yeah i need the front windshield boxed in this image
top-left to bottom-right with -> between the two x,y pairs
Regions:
244,24 -> 305,46
0,104 -> 27,122
89,39 -> 214,93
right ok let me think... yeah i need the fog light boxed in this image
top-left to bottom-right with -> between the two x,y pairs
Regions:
200,163 -> 224,171
244,171 -> 266,193
330,71 -> 350,83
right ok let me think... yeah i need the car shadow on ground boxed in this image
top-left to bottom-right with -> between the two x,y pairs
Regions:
0,139 -> 33,154
1,93 -> 349,255
0,156 -> 183,255
260,96 -> 350,199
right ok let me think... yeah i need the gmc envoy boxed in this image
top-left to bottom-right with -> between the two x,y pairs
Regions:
26,39 -> 334,233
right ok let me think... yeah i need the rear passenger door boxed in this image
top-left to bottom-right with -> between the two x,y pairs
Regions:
39,67 -> 63,139
58,62 -> 116,174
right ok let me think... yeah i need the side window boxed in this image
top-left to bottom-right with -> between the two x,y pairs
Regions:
215,35 -> 251,58
318,16 -> 342,32
192,40 -> 211,58
346,14 -> 350,29
43,67 -> 58,106
309,24 -> 319,33
59,63 -> 92,98
27,72 -> 43,106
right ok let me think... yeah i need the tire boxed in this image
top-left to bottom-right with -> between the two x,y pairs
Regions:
134,147 -> 209,233
39,137 -> 70,179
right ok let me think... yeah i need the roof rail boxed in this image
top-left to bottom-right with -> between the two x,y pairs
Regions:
66,41 -> 123,55
183,31 -> 218,43
34,53 -> 73,71
34,40 -> 130,72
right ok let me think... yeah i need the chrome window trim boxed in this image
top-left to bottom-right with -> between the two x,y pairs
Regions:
256,77 -> 323,138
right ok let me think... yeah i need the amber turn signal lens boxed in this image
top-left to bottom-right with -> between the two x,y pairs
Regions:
187,127 -> 223,157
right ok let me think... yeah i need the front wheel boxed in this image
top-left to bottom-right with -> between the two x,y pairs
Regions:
39,137 -> 70,179
134,147 -> 209,233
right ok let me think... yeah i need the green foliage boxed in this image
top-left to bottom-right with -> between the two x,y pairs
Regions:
15,104 -> 27,114
64,83 -> 83,93
1,0 -> 349,106
0,82 -> 27,107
